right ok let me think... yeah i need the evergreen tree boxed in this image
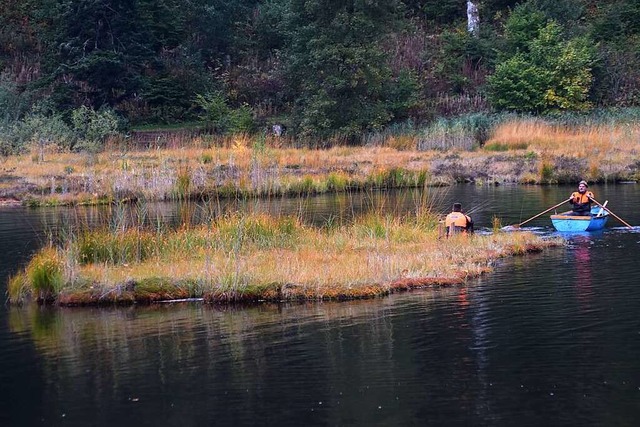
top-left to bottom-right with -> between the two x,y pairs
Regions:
286,0 -> 406,139
33,0 -> 222,123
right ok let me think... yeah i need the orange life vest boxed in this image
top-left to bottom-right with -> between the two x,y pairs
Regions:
571,191 -> 594,204
445,212 -> 471,229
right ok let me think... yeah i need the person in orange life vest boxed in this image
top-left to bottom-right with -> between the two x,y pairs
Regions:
569,180 -> 595,215
445,202 -> 473,236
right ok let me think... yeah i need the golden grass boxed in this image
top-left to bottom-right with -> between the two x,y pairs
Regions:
488,120 -> 640,158
7,212 -> 560,305
1,145 -> 433,179
483,119 -> 640,183
1,142 -> 445,205
4,118 -> 639,205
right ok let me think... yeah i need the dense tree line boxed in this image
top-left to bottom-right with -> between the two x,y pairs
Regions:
1,0 -> 640,145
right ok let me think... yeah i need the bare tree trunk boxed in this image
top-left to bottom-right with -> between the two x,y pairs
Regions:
467,1 -> 480,37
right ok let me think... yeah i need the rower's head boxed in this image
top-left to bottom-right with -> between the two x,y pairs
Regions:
578,180 -> 588,193
452,202 -> 462,212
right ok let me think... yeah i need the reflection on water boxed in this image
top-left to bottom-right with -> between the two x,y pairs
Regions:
569,234 -> 595,310
2,184 -> 640,425
7,285 -> 501,426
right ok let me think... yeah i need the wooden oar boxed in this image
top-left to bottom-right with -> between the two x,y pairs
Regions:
589,197 -> 633,229
513,198 -> 572,228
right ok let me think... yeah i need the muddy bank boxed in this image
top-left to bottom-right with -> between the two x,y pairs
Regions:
51,274 -> 475,306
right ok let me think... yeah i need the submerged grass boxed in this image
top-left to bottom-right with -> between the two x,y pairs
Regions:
7,210 -> 559,306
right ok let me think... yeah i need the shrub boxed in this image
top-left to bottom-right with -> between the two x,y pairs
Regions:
229,105 -> 255,134
195,91 -> 231,133
71,106 -> 123,153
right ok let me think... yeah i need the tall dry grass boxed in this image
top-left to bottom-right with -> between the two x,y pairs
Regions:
484,118 -> 640,182
7,207 -> 558,305
5,113 -> 639,204
1,139 -> 445,205
488,119 -> 640,158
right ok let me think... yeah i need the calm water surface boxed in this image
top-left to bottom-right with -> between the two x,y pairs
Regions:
1,185 -> 640,426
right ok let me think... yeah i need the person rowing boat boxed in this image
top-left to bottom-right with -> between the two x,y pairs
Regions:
568,180 -> 594,216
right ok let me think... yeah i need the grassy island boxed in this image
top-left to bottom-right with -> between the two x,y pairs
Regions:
6,209 -> 561,306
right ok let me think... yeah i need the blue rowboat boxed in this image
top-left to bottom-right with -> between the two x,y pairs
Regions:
550,206 -> 609,232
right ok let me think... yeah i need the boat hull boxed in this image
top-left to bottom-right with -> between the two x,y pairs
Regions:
550,207 -> 609,232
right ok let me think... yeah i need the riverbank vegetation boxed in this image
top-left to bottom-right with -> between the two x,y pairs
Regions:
6,207 -> 560,306
2,1 -> 640,149
3,1 -> 640,206
1,110 -> 640,207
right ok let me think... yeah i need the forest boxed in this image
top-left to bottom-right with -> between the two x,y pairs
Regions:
1,0 -> 640,152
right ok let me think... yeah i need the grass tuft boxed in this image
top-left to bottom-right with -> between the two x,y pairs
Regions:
26,247 -> 64,301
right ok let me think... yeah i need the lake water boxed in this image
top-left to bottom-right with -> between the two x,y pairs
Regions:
1,184 -> 640,426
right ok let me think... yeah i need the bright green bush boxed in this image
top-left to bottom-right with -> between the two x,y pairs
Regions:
489,6 -> 595,114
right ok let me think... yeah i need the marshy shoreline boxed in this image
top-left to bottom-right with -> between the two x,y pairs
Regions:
6,116 -> 639,306
2,114 -> 640,207
0,145 -> 638,208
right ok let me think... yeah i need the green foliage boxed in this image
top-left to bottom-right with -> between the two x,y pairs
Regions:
1,111 -> 74,156
387,70 -> 421,122
26,248 -> 64,300
484,141 -> 528,151
195,91 -> 231,131
30,0 -> 222,123
229,104 -> 255,134
483,142 -> 510,152
286,0 -> 408,139
538,32 -> 594,111
195,92 -> 254,134
531,0 -> 585,25
354,213 -> 389,239
589,0 -> 640,43
3,0 -> 640,137
489,8 -> 595,113
200,153 -> 213,164
405,0 -> 464,24
539,159 -> 554,182
488,54 -> 551,112
71,106 -> 122,152
502,3 -> 548,56
0,76 -> 36,125
250,0 -> 292,55
75,230 -> 155,265
435,29 -> 495,96
326,172 -> 348,191
217,215 -> 301,249
7,272 -> 30,304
